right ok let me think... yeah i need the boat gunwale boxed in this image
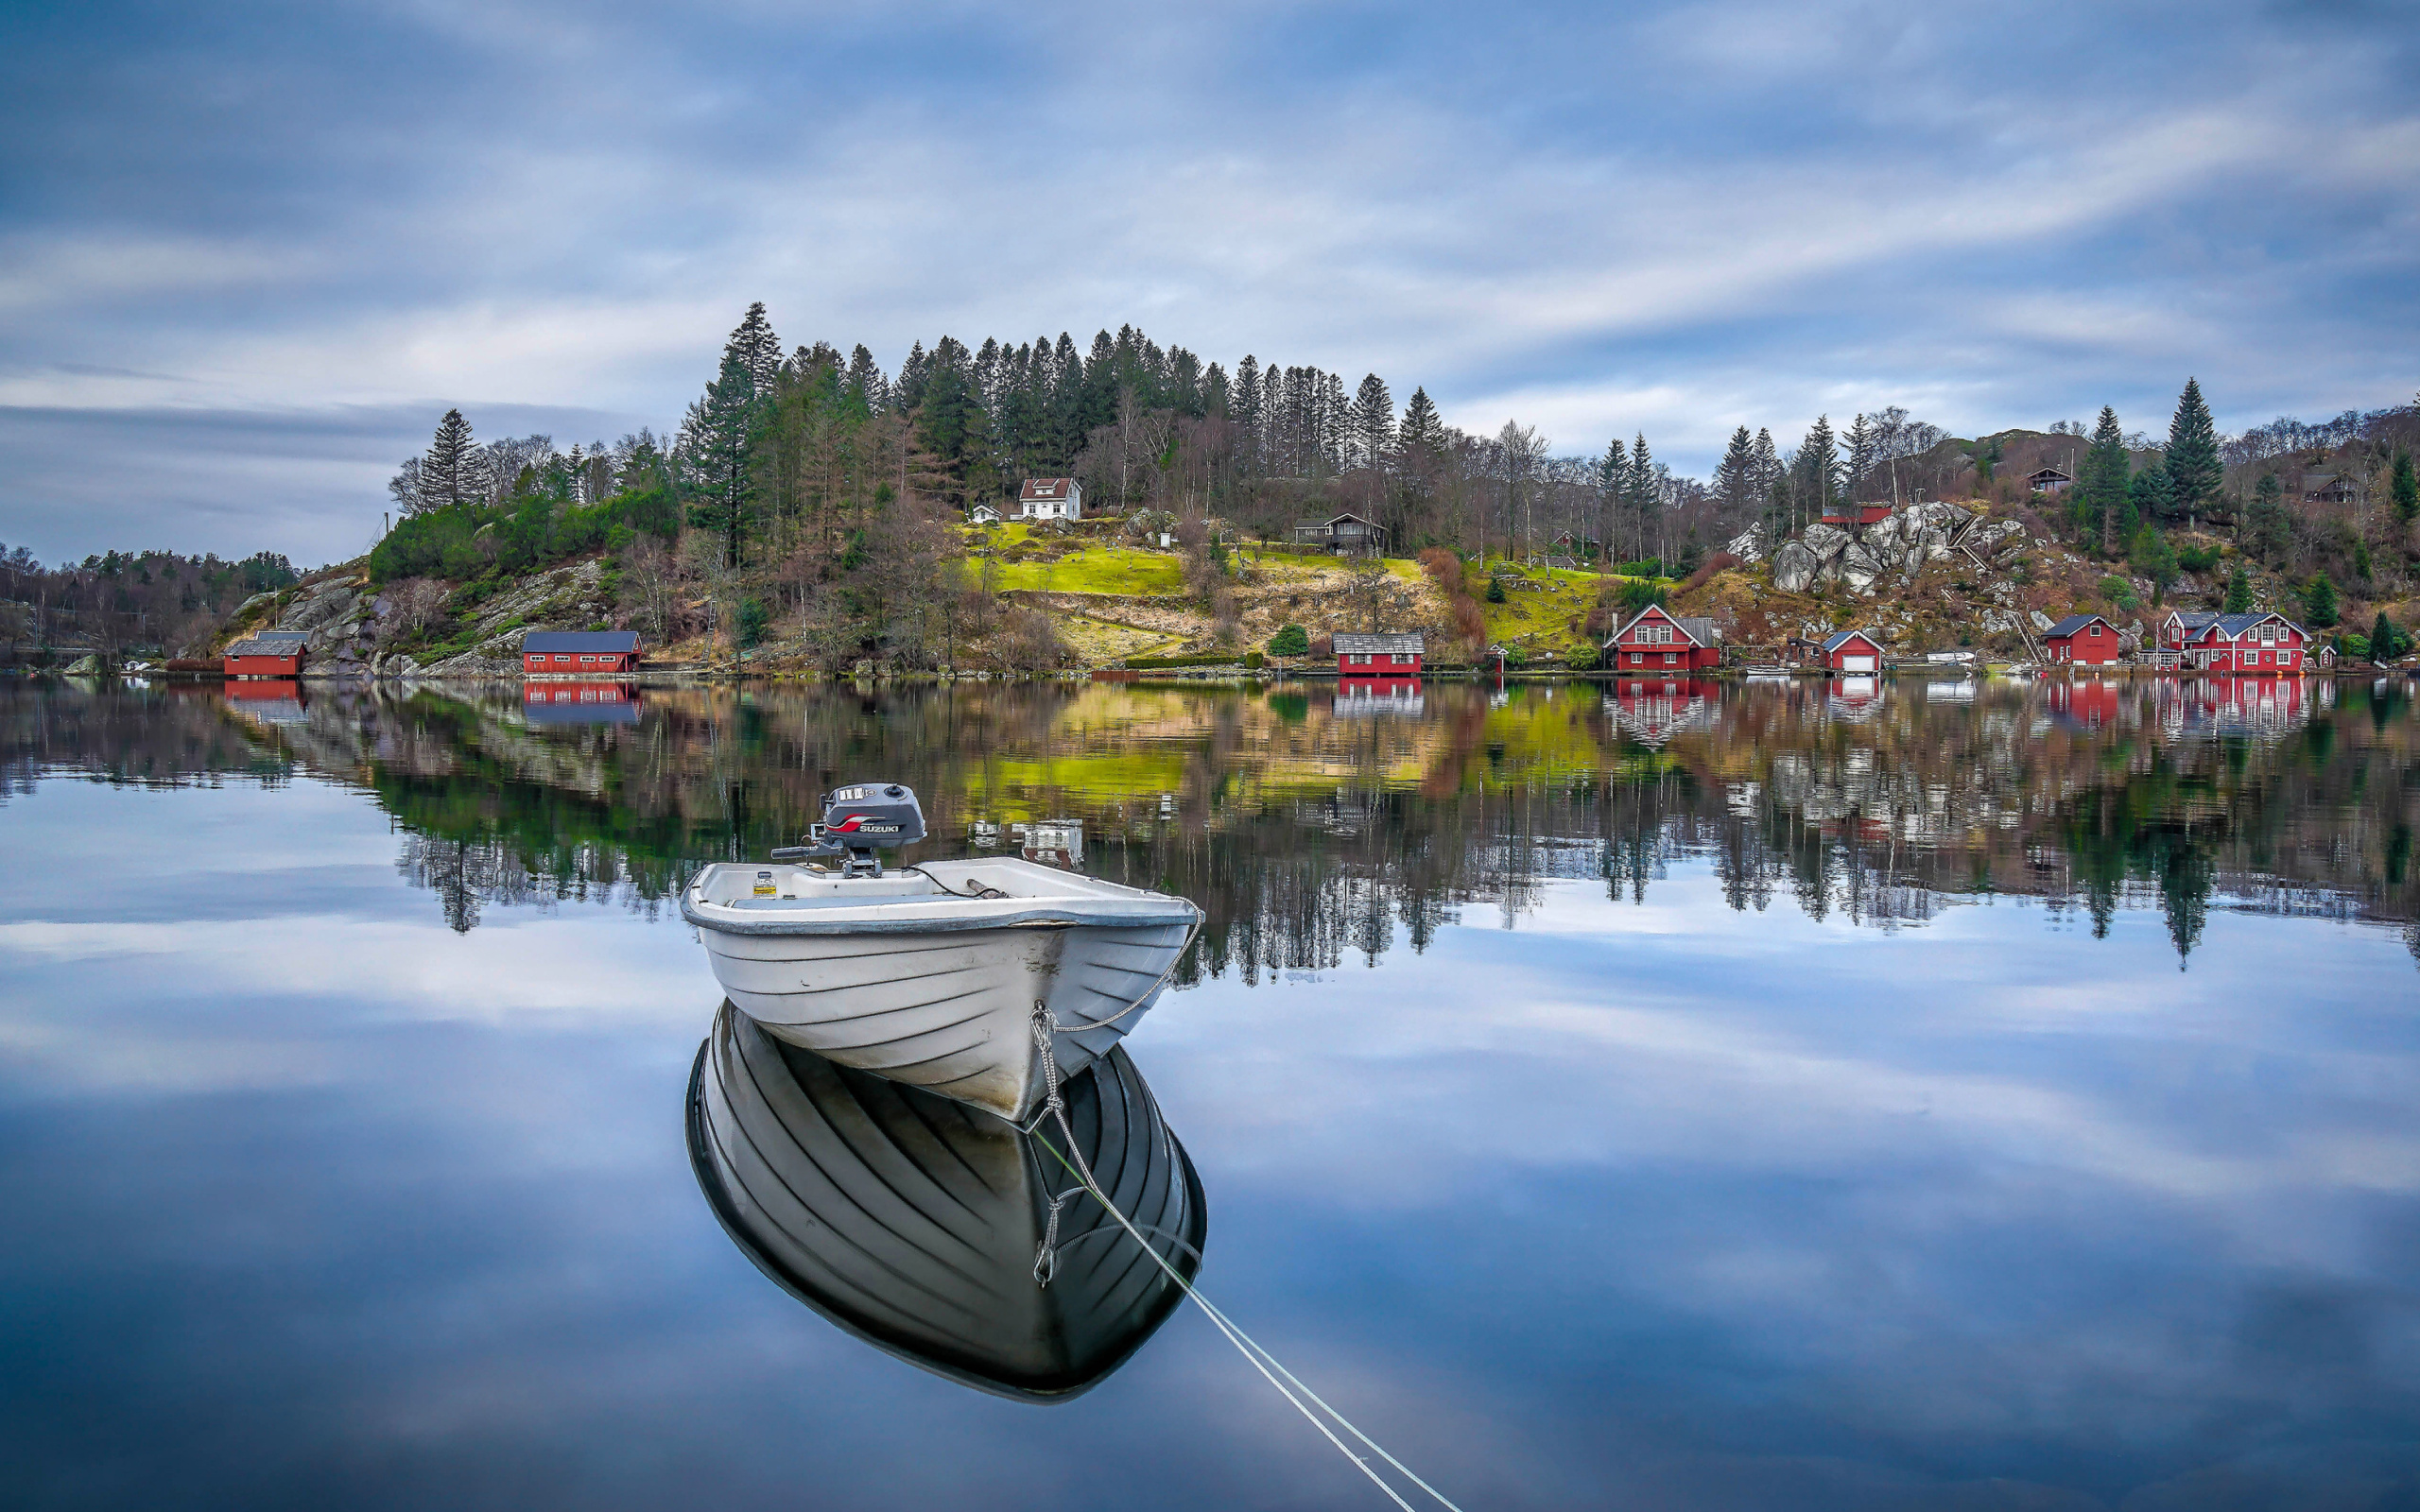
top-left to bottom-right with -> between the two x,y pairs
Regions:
683,896 -> 1199,936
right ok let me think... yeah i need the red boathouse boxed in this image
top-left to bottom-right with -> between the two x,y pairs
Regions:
522,630 -> 643,677
223,630 -> 309,679
1607,606 -> 1722,672
1821,628 -> 1885,674
1332,631 -> 1425,676
2044,613 -> 2123,665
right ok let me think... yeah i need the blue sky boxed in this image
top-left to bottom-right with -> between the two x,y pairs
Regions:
3,0 -> 2416,564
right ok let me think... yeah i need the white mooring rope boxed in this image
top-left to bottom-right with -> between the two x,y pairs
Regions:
1027,1001 -> 1466,1512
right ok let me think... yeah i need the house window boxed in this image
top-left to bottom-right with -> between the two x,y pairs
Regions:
555,654 -> 570,663
1664,652 -> 1678,665
579,655 -> 596,662
2089,626 -> 2101,637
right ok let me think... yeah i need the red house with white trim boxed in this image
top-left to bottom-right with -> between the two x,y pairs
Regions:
223,630 -> 308,679
1606,605 -> 1722,672
2044,613 -> 2123,665
1821,628 -> 1885,674
1333,631 -> 1424,676
2157,610 -> 2308,674
522,630 -> 643,677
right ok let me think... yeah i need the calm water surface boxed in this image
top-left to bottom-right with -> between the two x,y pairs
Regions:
4,676 -> 2417,1510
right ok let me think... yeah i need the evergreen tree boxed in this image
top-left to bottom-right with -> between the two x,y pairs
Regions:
728,302 -> 784,398
2129,465 -> 2174,536
1715,426 -> 1755,516
2083,406 -> 2131,553
1798,415 -> 1839,526
1597,437 -> 1627,562
1398,387 -> 1445,456
1350,374 -> 1395,472
1233,357 -> 1264,471
2370,610 -> 2408,662
845,344 -> 888,412
678,348 -> 759,570
2394,450 -> 2418,525
421,408 -> 486,510
2303,572 -> 2339,628
1842,412 -> 1875,501
2224,564 -> 2253,613
2164,378 -> 2221,525
1627,434 -> 1658,562
2246,472 -> 2289,561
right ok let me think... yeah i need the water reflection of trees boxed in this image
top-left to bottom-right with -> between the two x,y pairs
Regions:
5,676 -> 2414,967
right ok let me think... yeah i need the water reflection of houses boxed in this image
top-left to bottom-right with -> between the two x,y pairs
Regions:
2153,676 -> 2311,740
522,680 -> 642,726
1334,678 -> 1425,717
1603,678 -> 1714,747
1826,676 -> 1884,721
223,680 -> 309,725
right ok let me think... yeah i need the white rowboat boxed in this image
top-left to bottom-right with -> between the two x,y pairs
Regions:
682,854 -> 1201,1123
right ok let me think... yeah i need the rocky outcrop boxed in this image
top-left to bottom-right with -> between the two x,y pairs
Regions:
1722,523 -> 1770,563
1771,541 -> 1821,593
1766,502 -> 2026,596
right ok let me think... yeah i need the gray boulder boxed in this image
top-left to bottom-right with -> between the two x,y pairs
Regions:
1771,541 -> 1821,593
2030,610 -> 2055,633
1802,524 -> 1851,563
1979,609 -> 2022,635
1722,523 -> 1770,563
1967,520 -> 2026,559
1839,543 -> 1887,594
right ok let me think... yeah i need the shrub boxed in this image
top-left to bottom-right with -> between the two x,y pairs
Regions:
2176,542 -> 2221,574
1678,552 -> 1741,594
1616,578 -> 1668,613
1267,624 -> 1309,657
1485,576 -> 1507,604
1565,641 -> 1601,671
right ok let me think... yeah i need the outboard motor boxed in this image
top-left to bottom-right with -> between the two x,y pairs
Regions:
773,783 -> 926,878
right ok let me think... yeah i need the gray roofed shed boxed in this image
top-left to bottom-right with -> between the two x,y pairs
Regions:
1332,631 -> 1425,656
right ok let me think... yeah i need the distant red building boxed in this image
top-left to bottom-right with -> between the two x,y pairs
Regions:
1821,629 -> 1885,674
2044,613 -> 2123,665
522,630 -> 643,677
223,630 -> 308,679
1607,605 -> 1722,672
1333,631 -> 1424,676
1820,501 -> 1893,525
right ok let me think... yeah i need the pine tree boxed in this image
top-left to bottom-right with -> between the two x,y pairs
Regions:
1398,387 -> 1444,456
2304,573 -> 2339,628
845,344 -> 888,413
1842,413 -> 1875,502
1597,437 -> 1627,563
2083,406 -> 2131,554
2165,378 -> 2221,527
1752,428 -> 1784,536
421,408 -> 485,510
2224,564 -> 2253,613
728,302 -> 784,398
1627,435 -> 1659,564
678,349 -> 758,570
2247,472 -> 2289,561
1715,426 -> 1755,516
1799,416 -> 1839,526
2370,610 -> 2406,662
2129,465 -> 2174,535
2393,450 -> 2418,525
1350,374 -> 1395,472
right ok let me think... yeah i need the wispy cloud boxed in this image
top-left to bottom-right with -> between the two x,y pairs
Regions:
1,0 -> 2413,560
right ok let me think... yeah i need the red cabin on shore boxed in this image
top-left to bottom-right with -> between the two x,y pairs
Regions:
2044,613 -> 2123,665
1333,631 -> 1424,676
522,630 -> 643,677
1821,628 -> 1885,674
1607,605 -> 1722,672
223,630 -> 308,679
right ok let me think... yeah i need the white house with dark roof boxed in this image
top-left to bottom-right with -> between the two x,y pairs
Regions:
1017,477 -> 1082,521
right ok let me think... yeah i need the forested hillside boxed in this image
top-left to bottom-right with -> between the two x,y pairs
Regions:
245,302 -> 2420,670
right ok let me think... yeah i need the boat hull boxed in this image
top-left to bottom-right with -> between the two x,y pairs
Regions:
687,1004 -> 1206,1401
695,916 -> 1194,1122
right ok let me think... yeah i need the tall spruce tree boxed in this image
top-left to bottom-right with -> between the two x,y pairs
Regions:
2393,450 -> 2418,525
2165,378 -> 2221,527
1799,416 -> 1839,527
1842,413 -> 1875,502
421,408 -> 485,510
1598,437 -> 1627,564
1627,435 -> 1658,563
729,302 -> 784,397
2083,406 -> 2131,554
1350,374 -> 1395,472
2247,472 -> 2289,561
1716,426 -> 1755,518
2224,564 -> 2253,613
678,347 -> 759,570
1398,387 -> 1444,456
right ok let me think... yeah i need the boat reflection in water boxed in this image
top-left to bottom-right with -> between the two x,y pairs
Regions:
687,1002 -> 1206,1401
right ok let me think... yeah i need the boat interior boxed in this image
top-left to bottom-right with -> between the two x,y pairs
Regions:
692,854 -> 1148,910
